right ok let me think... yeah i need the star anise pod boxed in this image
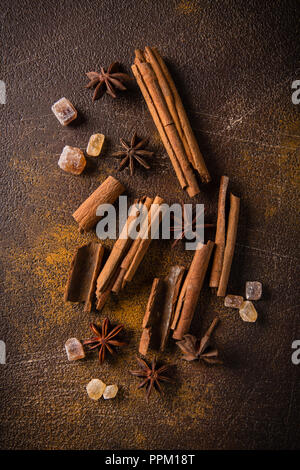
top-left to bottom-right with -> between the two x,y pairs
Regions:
177,318 -> 222,364
85,62 -> 132,102
112,131 -> 153,176
82,317 -> 126,364
130,357 -> 174,401
171,202 -> 214,248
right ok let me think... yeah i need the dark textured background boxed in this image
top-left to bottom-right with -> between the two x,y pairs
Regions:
0,0 -> 299,450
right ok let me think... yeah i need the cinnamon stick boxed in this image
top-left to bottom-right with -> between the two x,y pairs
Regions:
144,47 -> 192,164
111,196 -> 154,292
217,193 -> 240,297
172,241 -> 214,340
96,197 -> 144,294
209,176 -> 229,288
64,242 -> 104,313
142,278 -> 165,329
96,267 -> 120,311
139,278 -> 165,355
131,62 -> 187,190
111,267 -> 126,294
158,265 -> 185,351
150,47 -> 211,183
133,53 -> 200,197
123,195 -> 165,283
139,267 -> 184,355
72,176 -> 125,232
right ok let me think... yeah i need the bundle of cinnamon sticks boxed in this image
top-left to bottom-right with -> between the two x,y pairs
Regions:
138,241 -> 215,353
65,172 -> 168,312
209,176 -> 240,297
95,194 -> 165,310
132,47 -> 211,197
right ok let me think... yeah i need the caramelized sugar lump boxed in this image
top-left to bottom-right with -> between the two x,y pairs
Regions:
86,133 -> 105,157
58,145 -> 86,175
51,97 -> 77,126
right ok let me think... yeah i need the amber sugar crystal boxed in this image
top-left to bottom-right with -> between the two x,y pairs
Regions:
224,294 -> 244,309
86,133 -> 105,157
58,145 -> 86,175
51,97 -> 77,126
246,281 -> 262,300
65,337 -> 85,361
239,301 -> 258,322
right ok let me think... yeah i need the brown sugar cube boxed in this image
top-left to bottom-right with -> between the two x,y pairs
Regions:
51,97 -> 77,125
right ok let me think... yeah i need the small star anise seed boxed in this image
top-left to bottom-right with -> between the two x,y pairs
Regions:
82,317 -> 126,364
177,318 -> 222,364
130,357 -> 174,401
85,62 -> 132,102
112,131 -> 153,176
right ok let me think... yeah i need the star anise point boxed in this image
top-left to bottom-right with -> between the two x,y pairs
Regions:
130,357 -> 174,401
112,131 -> 153,176
83,317 -> 126,364
85,62 -> 132,102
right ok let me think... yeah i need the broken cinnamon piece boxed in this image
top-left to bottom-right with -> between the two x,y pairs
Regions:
139,328 -> 152,357
72,176 -> 125,232
158,265 -> 185,351
142,278 -> 165,329
139,278 -> 165,355
139,267 -> 185,355
217,193 -> 240,297
210,176 -> 229,288
172,241 -> 214,340
64,242 -> 105,313
124,195 -> 165,284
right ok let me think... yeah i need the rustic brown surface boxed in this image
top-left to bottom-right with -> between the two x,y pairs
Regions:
0,0 -> 299,450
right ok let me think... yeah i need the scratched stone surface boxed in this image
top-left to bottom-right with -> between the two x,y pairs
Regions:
0,0 -> 299,450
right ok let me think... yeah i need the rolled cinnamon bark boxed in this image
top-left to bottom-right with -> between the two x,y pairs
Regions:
217,193 -> 240,297
139,267 -> 184,355
64,242 -> 104,313
133,52 -> 200,197
209,176 -> 229,288
111,267 -> 126,294
158,265 -> 185,351
96,267 -> 120,311
139,278 -> 165,355
72,176 -> 125,232
172,241 -> 214,340
142,278 -> 165,329
111,196 -> 154,291
123,196 -> 165,283
96,197 -> 144,294
144,47 -> 192,163
150,47 -> 211,183
131,63 -> 187,191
